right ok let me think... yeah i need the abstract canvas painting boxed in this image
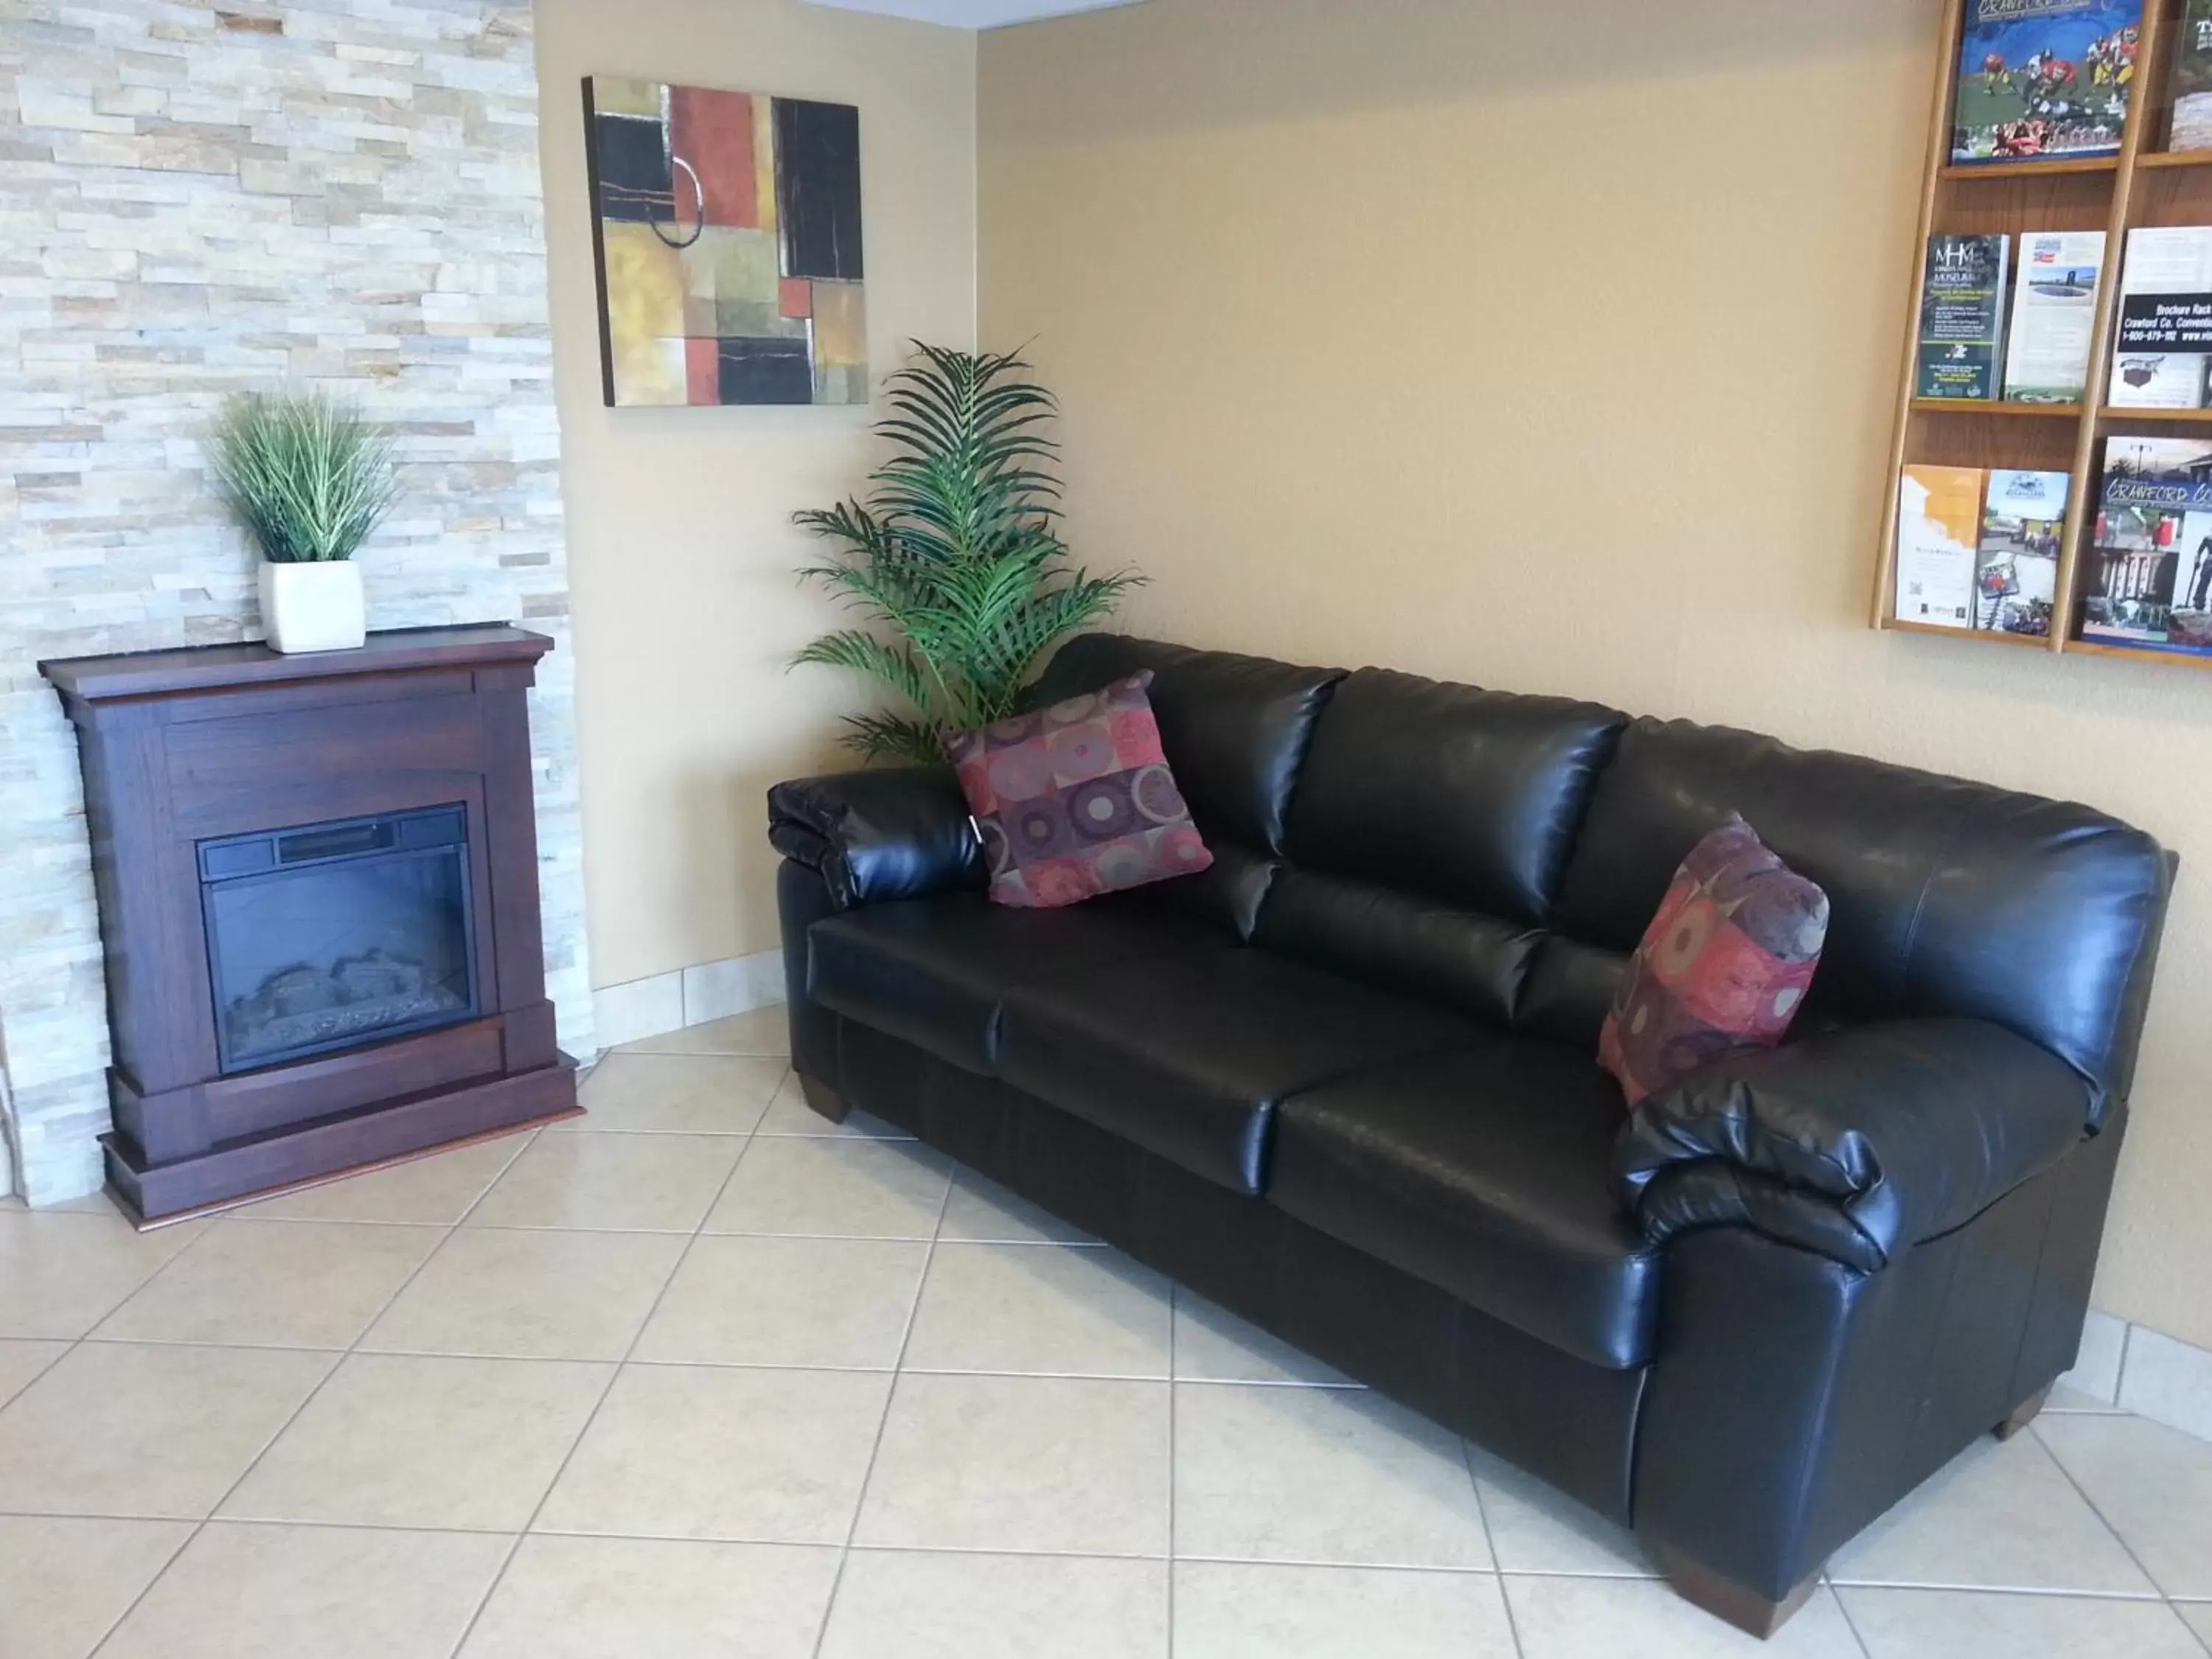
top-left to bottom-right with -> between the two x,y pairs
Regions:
582,76 -> 866,408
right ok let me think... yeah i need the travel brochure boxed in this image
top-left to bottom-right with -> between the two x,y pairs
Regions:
1909,442 -> 2212,661
1910,226 -> 2212,411
1896,465 -> 2067,636
2110,227 -> 2212,410
1952,0 -> 2140,165
2006,231 -> 2104,402
2175,0 -> 2212,149
1897,465 -> 1984,627
2085,438 -> 2212,653
1979,469 -> 2068,635
1949,0 -> 2212,161
1918,236 -> 2010,400
1913,229 -> 2102,404
1938,0 -> 2212,164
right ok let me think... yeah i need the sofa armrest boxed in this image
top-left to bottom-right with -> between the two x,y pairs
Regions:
767,768 -> 985,910
1613,1020 -> 2094,1273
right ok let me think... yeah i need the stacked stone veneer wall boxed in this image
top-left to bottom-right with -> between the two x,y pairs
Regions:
0,0 -> 592,1203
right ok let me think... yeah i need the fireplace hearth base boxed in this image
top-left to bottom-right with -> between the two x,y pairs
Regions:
105,1092 -> 582,1230
41,626 -> 583,1224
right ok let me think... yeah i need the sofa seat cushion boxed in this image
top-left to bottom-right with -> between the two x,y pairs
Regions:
807,893 -> 1230,1075
995,948 -> 1484,1194
1271,1044 -> 1658,1369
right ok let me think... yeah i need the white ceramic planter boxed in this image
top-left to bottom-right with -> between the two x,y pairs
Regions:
259,560 -> 366,653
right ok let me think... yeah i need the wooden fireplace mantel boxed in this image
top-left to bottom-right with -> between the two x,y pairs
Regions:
41,623 -> 555,704
40,623 -> 581,1224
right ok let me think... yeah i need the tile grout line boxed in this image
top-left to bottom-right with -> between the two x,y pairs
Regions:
2029,1418 -> 2212,1658
1166,1283 -> 1178,1659
809,1147 -> 960,1659
0,1500 -> 1776,1571
27,1196 -> 231,1432
2028,1419 -> 2186,1618
1460,1437 -> 1528,1659
1827,1577 -> 2168,1602
440,1065 -> 788,1659
41,1346 -> 1364,1385
610,1034 -> 791,1062
80,1124 -> 542,1659
2183,1599 -> 2212,1659
12,1495 -> 2199,1596
1827,1573 -> 1881,1659
0,1508 -> 518,1537
53,1206 -> 223,1659
0,1336 -> 74,1412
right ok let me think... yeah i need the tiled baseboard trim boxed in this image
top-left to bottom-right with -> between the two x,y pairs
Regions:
2059,1308 -> 2212,1444
590,950 -> 787,1051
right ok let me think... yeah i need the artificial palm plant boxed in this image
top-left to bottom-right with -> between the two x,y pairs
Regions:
794,343 -> 1142,765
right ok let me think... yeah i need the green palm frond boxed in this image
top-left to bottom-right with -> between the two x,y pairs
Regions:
838,712 -> 951,768
792,343 -> 1144,758
987,570 -> 1146,689
791,631 -> 940,715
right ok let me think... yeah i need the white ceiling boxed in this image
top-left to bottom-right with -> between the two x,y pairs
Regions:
802,0 -> 1144,29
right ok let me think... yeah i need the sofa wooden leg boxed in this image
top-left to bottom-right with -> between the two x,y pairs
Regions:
1652,1543 -> 1821,1640
1996,1384 -> 2054,1441
797,1074 -> 852,1125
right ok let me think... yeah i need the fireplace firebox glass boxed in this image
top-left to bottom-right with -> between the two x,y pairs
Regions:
198,805 -> 479,1073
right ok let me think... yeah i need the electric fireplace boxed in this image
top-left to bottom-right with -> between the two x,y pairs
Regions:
41,626 -> 580,1224
201,805 -> 479,1073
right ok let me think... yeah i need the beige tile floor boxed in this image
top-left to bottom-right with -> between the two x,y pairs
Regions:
0,1003 -> 2207,1657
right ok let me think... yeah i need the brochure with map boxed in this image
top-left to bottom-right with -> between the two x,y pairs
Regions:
1896,465 -> 1986,629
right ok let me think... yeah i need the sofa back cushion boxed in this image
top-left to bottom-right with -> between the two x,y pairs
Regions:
1287,669 -> 1627,921
1250,668 -> 1626,1026
1554,719 -> 2171,1106
1034,634 -> 1346,857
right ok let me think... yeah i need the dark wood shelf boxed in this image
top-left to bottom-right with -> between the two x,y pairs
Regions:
2134,149 -> 2212,170
1910,398 -> 2085,418
1938,156 -> 2121,181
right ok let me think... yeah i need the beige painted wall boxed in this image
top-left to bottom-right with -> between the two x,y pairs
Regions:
536,0 -> 976,990
979,0 -> 2212,1349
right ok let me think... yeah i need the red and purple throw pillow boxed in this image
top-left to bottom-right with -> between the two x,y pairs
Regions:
945,670 -> 1214,910
1598,814 -> 1829,1107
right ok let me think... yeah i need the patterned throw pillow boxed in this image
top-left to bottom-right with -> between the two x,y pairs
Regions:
945,670 -> 1214,909
1598,815 -> 1829,1107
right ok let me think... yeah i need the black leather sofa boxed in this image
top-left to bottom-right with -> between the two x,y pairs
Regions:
766,633 -> 2174,1638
